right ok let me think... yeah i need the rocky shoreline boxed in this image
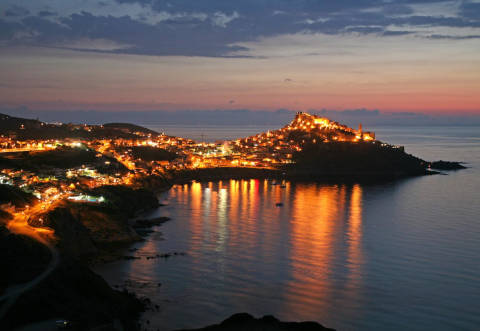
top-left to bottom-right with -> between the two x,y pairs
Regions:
429,160 -> 467,170
1,183 -> 170,330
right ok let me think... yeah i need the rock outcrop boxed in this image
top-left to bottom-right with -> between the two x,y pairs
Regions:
176,313 -> 335,331
429,160 -> 466,170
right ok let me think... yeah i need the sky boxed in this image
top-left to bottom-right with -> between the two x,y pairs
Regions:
1,0 -> 479,116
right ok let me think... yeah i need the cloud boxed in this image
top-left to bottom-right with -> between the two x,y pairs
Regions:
38,10 -> 57,17
427,34 -> 480,40
211,11 -> 239,28
381,30 -> 414,36
460,1 -> 480,20
0,0 -> 479,57
382,4 -> 414,16
4,5 -> 30,17
54,38 -> 134,51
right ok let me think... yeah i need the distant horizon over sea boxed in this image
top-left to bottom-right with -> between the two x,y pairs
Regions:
3,108 -> 480,129
95,125 -> 480,330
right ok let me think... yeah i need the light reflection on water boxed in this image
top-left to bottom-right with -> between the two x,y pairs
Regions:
94,127 -> 480,331
179,180 -> 368,329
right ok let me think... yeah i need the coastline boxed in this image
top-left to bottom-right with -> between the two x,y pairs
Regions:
170,166 -> 440,185
2,160 -> 465,330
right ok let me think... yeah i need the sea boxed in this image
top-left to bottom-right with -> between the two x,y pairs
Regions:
94,125 -> 480,331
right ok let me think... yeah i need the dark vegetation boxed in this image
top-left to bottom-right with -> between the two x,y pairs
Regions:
103,122 -> 159,136
0,241 -> 144,330
0,114 -> 39,132
86,185 -> 160,215
131,173 -> 172,191
0,225 -> 51,294
0,147 -> 95,170
0,184 -> 37,208
177,313 -> 335,331
121,145 -> 178,162
0,147 -> 127,173
27,185 -> 160,259
0,184 -> 161,330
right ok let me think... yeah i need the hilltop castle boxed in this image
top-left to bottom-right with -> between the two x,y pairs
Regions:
288,112 -> 375,142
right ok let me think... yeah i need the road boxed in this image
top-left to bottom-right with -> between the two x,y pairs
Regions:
0,206 -> 60,321
0,147 -> 53,154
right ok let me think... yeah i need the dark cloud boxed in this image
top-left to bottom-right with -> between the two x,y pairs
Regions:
0,19 -> 23,40
460,1 -> 480,20
344,26 -> 385,34
0,0 -> 479,57
382,30 -> 414,36
382,4 -> 414,16
427,34 -> 480,40
38,11 -> 57,17
4,5 -> 30,17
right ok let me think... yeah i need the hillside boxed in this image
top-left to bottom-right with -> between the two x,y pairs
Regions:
288,141 -> 428,179
102,122 -> 158,136
0,113 -> 157,140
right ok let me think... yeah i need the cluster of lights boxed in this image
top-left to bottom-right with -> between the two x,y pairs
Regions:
1,113 -> 384,241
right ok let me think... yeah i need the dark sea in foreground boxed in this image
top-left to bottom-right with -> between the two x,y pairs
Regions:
94,126 -> 480,331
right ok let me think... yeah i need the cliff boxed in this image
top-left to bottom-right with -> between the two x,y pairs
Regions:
0,184 -> 163,330
0,225 -> 50,294
29,185 -> 160,260
0,226 -> 144,330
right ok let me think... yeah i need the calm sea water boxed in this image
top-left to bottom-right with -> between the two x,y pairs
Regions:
95,126 -> 480,331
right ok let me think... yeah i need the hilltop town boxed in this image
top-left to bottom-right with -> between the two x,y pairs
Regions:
0,112 -> 401,197
0,111 -> 437,238
0,111 -> 437,220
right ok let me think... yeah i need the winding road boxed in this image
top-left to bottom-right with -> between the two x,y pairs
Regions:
0,210 -> 60,321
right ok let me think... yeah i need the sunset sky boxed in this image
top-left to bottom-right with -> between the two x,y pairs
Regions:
1,0 -> 479,115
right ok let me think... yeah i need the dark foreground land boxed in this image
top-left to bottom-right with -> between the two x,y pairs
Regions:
0,225 -> 144,330
0,182 -> 167,330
